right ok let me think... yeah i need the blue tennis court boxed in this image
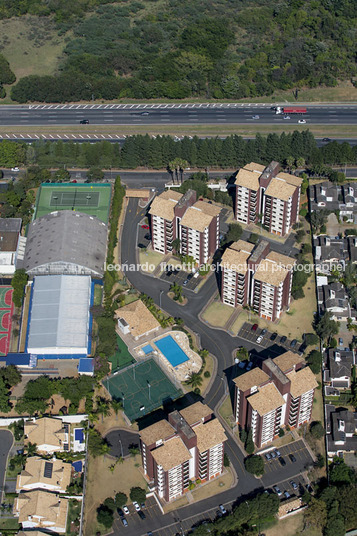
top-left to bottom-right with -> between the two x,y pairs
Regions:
142,344 -> 154,355
155,335 -> 189,367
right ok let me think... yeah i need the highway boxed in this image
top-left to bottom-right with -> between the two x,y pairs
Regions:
0,103 -> 357,126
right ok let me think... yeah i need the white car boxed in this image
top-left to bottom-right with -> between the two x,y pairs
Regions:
298,119 -> 306,124
256,335 -> 263,344
123,506 -> 130,515
252,115 -> 260,120
283,115 -> 290,120
133,501 -> 140,511
11,167 -> 19,172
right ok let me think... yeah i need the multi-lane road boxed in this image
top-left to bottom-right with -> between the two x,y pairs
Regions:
0,103 -> 357,126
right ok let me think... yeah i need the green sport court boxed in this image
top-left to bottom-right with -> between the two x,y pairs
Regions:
34,183 -> 112,223
104,359 -> 182,421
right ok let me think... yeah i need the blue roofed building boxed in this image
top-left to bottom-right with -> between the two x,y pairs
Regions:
78,358 -> 94,376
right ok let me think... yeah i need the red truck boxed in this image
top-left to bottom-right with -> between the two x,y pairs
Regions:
275,106 -> 307,114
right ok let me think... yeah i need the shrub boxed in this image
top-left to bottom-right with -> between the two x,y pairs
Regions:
309,421 -> 325,439
203,370 -> 211,378
244,455 -> 264,476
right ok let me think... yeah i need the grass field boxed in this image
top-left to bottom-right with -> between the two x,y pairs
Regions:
104,359 -> 182,421
201,298 -> 235,328
109,335 -> 135,372
265,511 -> 321,536
34,183 -> 112,223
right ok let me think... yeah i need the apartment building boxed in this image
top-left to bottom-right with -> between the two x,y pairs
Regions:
233,352 -> 317,447
149,190 -> 221,263
220,239 -> 295,321
140,402 -> 227,502
234,162 -> 302,236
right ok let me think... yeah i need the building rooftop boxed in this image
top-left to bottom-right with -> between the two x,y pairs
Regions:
151,436 -> 191,471
243,162 -> 266,173
331,407 -> 357,443
264,358 -> 290,385
230,240 -> 255,253
233,368 -> 270,392
16,457 -> 71,492
193,200 -> 221,217
24,418 -> 68,449
328,349 -> 354,379
140,420 -> 176,446
265,176 -> 297,201
169,410 -> 195,440
194,419 -> 227,453
115,299 -> 160,339
266,251 -> 296,271
273,352 -> 304,373
15,490 -> 69,529
221,247 -> 250,274
248,382 -> 285,416
276,172 -> 303,187
286,367 -> 318,398
254,258 -> 289,286
234,168 -> 260,191
23,210 -> 107,277
179,402 -> 212,426
180,205 -> 215,232
149,191 -> 182,221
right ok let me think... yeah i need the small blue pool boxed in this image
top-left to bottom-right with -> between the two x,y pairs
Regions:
155,335 -> 189,367
75,429 -> 84,443
142,344 -> 154,355
72,460 -> 83,472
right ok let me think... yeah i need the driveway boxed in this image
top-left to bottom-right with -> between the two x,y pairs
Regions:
0,430 -> 13,501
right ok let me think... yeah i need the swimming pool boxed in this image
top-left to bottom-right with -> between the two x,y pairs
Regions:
142,344 -> 154,355
155,335 -> 189,367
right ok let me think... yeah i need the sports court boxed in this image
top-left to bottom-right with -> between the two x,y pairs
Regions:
34,183 -> 112,223
104,359 -> 182,421
0,286 -> 14,356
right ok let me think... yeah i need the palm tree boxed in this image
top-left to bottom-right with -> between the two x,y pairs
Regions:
168,158 -> 188,184
111,399 -> 122,421
25,442 -> 37,457
185,373 -> 203,389
96,397 -> 111,423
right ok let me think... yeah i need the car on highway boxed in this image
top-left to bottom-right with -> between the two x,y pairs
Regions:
79,119 -> 89,124
279,456 -> 286,466
140,111 -> 149,116
219,504 -> 227,515
138,510 -> 146,520
270,332 -> 278,341
252,115 -> 260,119
265,452 -> 272,461
283,115 -> 291,120
290,480 -> 298,490
123,506 -> 130,515
10,167 -> 19,172
298,119 -> 306,124
141,224 -> 150,229
133,501 -> 140,511
273,485 -> 282,496
289,454 -> 297,463
322,137 -> 331,142
252,323 -> 258,331
280,335 -> 287,344
256,335 -> 263,344
121,517 -> 128,527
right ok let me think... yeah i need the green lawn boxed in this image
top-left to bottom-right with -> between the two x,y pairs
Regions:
109,335 -> 135,372
0,517 -> 20,531
93,285 -> 103,307
66,499 -> 81,536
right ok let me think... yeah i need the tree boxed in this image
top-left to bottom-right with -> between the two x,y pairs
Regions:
330,460 -> 354,485
245,429 -> 254,455
170,282 -> 183,303
88,429 -> 108,458
111,399 -> 122,420
314,312 -> 339,342
304,498 -> 327,530
168,158 -> 188,184
129,445 -> 140,457
306,350 -> 322,374
86,167 -> 104,182
0,377 -> 11,413
244,455 -> 264,476
309,421 -> 324,439
25,442 -> 37,456
0,365 -> 21,388
223,223 -> 243,245
248,233 -> 259,244
11,269 -> 28,308
115,492 -> 128,509
236,346 -> 249,361
96,397 -> 111,423
223,453 -> 230,467
129,486 -> 146,503
305,333 -> 319,346
309,209 -> 329,233
96,505 -> 114,529
172,238 -> 181,253
185,372 -> 203,389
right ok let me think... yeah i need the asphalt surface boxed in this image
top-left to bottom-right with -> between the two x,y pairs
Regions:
117,197 -> 314,536
106,429 -> 140,458
0,430 -> 13,501
1,103 -> 357,126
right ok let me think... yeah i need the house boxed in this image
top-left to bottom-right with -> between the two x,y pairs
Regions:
140,402 -> 227,502
233,352 -> 317,447
309,181 -> 357,223
321,282 -> 351,321
24,418 -> 70,454
16,457 -> 72,493
14,490 -> 69,533
0,218 -> 22,275
313,236 -> 348,274
325,349 -> 355,390
326,405 -> 357,458
116,299 -> 160,340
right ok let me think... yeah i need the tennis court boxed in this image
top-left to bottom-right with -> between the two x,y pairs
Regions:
104,359 -> 182,421
0,286 -> 13,356
34,183 -> 112,223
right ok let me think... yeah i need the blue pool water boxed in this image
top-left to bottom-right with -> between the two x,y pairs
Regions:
75,429 -> 84,442
142,344 -> 154,354
155,335 -> 189,367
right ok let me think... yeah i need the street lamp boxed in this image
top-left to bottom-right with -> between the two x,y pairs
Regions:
159,289 -> 164,309
118,434 -> 124,458
147,380 -> 151,400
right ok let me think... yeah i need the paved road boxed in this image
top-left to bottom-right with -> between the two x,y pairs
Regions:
1,104 -> 357,126
106,429 -> 140,458
117,198 -> 313,536
0,430 -> 13,501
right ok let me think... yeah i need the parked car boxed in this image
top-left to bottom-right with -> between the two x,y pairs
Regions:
141,224 -> 150,229
246,361 -> 253,371
138,243 -> 146,249
121,517 -> 128,527
270,451 -> 277,459
275,449 -> 281,456
252,115 -> 260,119
123,506 -> 130,515
270,332 -> 278,341
290,339 -> 298,348
251,323 -> 258,331
265,452 -> 272,461
79,119 -> 89,124
290,480 -> 298,490
187,273 -> 194,281
306,484 -> 314,494
298,119 -> 306,124
133,501 -> 140,511
10,167 -> 19,172
261,329 -> 267,336
273,486 -> 282,496
256,335 -> 263,344
117,508 -> 124,518
219,504 -> 227,515
279,456 -> 286,466
280,335 -> 287,344
144,233 -> 151,241
289,454 -> 297,463
238,361 -> 247,369
284,490 -> 291,499
183,280 -> 188,286
339,337 -> 343,346
138,510 -> 146,520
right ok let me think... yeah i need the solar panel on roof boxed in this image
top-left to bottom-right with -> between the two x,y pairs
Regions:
44,461 -> 53,479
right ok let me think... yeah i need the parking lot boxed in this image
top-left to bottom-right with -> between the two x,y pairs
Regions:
112,495 -> 162,535
238,322 -> 305,354
160,266 -> 203,292
137,223 -> 151,250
